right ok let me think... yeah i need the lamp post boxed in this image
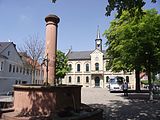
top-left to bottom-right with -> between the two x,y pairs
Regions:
41,54 -> 49,85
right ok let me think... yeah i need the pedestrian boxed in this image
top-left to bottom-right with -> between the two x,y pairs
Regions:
123,81 -> 128,96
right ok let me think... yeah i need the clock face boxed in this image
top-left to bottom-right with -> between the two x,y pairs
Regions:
97,40 -> 101,45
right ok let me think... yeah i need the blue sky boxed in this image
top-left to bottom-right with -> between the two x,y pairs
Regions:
0,0 -> 159,53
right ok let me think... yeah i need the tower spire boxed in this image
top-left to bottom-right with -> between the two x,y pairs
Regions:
97,25 -> 101,39
95,25 -> 102,51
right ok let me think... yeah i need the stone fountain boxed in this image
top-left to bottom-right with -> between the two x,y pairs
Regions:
2,14 -> 103,120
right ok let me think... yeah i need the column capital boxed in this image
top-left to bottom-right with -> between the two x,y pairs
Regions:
45,14 -> 60,24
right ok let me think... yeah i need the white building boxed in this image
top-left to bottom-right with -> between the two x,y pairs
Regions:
63,29 -> 136,88
0,42 -> 42,94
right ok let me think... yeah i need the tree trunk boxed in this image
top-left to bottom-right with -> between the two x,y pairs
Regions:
32,67 -> 36,84
135,70 -> 141,92
32,70 -> 34,84
57,78 -> 59,85
148,69 -> 153,100
60,78 -> 62,85
152,72 -> 155,83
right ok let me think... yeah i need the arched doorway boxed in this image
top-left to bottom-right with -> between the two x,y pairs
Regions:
95,77 -> 100,87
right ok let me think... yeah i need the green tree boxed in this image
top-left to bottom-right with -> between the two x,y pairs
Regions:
51,0 -> 157,18
106,0 -> 157,18
56,50 -> 70,85
104,9 -> 160,100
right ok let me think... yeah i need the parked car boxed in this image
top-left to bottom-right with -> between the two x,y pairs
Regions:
109,76 -> 125,92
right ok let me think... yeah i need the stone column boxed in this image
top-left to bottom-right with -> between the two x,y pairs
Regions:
44,14 -> 60,85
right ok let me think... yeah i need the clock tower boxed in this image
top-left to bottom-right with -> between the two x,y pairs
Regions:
95,26 -> 102,51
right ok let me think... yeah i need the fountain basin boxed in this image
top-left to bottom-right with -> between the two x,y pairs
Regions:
2,84 -> 81,120
2,85 -> 103,120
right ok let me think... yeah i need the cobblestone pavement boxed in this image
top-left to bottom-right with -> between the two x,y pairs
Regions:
81,87 -> 160,120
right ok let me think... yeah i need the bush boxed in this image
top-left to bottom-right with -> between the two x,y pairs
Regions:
141,80 -> 160,85
141,80 -> 148,85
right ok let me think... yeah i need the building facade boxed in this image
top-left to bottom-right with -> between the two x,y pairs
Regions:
0,42 -> 43,94
63,30 -> 136,89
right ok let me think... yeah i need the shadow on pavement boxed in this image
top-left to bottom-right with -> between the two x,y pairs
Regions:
89,94 -> 160,120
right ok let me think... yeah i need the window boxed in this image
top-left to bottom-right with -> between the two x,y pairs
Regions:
30,70 -> 32,75
15,80 -> 18,84
19,80 -> 21,84
95,63 -> 99,71
69,76 -> 72,83
23,68 -> 25,75
0,62 -> 3,71
13,65 -> 15,73
22,81 -> 27,84
77,76 -> 80,83
27,69 -> 29,75
106,60 -> 110,71
86,76 -> 89,83
106,76 -> 109,83
20,67 -> 22,73
9,64 -> 12,72
77,64 -> 80,72
8,51 -> 10,56
69,64 -> 72,71
126,76 -> 129,82
36,70 -> 38,76
86,64 -> 89,72
16,66 -> 19,73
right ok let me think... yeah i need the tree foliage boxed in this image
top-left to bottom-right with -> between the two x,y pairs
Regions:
51,0 -> 157,18
56,50 -> 70,84
106,0 -> 157,18
105,9 -> 160,71
104,9 -> 160,99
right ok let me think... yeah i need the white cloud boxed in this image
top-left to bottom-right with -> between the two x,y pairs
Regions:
20,15 -> 29,21
19,14 -> 32,24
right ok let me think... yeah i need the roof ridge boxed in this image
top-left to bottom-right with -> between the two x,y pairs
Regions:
71,50 -> 92,52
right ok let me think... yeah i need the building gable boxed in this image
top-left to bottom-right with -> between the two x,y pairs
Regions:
90,49 -> 103,56
0,42 -> 11,54
0,42 -> 23,65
